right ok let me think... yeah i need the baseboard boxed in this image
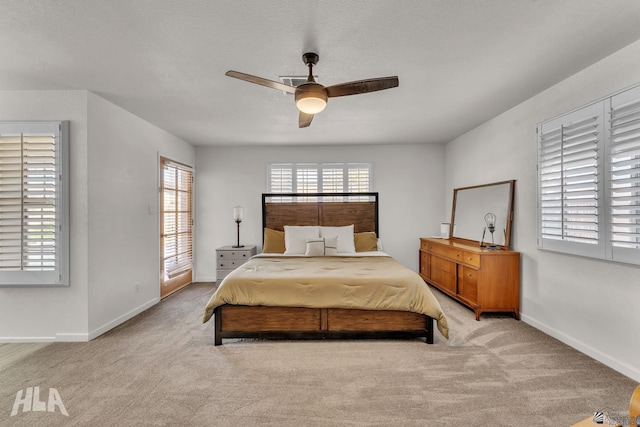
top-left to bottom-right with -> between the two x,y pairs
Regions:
0,298 -> 160,343
521,314 -> 640,382
0,336 -> 57,343
88,297 -> 160,340
56,333 -> 89,342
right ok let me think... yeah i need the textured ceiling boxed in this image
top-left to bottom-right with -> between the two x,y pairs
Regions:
1,0 -> 640,146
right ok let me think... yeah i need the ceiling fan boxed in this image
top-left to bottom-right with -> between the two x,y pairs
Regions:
225,52 -> 399,128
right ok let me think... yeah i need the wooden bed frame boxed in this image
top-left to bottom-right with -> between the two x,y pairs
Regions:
213,192 -> 435,345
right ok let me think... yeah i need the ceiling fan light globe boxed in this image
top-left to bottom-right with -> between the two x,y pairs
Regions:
296,97 -> 327,114
295,83 -> 328,114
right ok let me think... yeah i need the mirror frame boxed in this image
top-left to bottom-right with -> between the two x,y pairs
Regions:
449,180 -> 515,250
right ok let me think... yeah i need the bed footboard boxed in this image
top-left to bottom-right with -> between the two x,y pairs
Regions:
213,305 -> 434,346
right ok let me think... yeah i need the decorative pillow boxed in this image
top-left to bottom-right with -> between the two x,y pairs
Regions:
284,225 -> 320,255
320,225 -> 355,254
354,232 -> 378,252
262,228 -> 285,253
305,238 -> 326,256
323,236 -> 338,256
304,236 -> 338,256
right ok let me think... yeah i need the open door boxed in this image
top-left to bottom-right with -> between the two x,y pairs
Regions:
160,157 -> 193,298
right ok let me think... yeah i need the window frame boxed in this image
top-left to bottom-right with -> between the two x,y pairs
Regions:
0,121 -> 69,286
537,83 -> 640,266
160,157 -> 194,297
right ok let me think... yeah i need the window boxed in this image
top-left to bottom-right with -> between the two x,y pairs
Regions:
160,158 -> 193,298
268,163 -> 372,197
537,84 -> 640,265
0,121 -> 69,286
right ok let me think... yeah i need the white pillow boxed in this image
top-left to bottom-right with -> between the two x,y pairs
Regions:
320,225 -> 355,254
305,236 -> 339,256
284,225 -> 320,255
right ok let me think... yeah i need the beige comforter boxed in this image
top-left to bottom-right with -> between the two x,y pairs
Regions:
202,254 -> 449,339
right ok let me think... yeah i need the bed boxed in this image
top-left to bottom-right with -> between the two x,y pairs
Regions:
202,192 -> 449,345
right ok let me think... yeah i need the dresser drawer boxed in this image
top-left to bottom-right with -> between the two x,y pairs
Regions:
431,255 -> 456,274
462,251 -> 480,267
458,266 -> 478,303
428,243 -> 463,262
431,268 -> 456,294
419,251 -> 430,277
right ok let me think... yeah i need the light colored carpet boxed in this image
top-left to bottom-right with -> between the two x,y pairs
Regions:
0,282 -> 636,426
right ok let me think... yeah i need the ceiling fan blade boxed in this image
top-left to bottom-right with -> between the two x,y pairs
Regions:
299,112 -> 314,128
225,70 -> 296,94
326,76 -> 399,98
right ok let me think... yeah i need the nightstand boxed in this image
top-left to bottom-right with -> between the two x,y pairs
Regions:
216,245 -> 256,283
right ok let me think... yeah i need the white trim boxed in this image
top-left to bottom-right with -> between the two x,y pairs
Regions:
55,333 -> 88,342
88,297 -> 160,340
0,336 -> 57,343
0,297 -> 159,342
522,314 -> 640,382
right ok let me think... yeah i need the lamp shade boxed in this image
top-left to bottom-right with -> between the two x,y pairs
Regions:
233,206 -> 243,222
484,212 -> 496,228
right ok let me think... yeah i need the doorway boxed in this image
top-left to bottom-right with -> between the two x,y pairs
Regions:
160,157 -> 193,298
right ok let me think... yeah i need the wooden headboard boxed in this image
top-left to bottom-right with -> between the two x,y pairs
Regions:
262,192 -> 379,235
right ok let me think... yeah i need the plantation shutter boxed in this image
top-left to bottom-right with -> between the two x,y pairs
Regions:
296,165 -> 318,193
538,103 -> 603,258
268,163 -> 372,196
609,86 -> 640,263
347,164 -> 371,198
0,121 -> 68,286
269,164 -> 293,193
321,166 -> 343,192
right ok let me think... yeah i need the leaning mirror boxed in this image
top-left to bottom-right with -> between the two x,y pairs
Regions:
450,180 -> 515,249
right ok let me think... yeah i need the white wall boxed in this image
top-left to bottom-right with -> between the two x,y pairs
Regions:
86,93 -> 195,337
445,40 -> 640,381
0,90 -> 195,342
0,90 -> 90,341
194,143 -> 446,282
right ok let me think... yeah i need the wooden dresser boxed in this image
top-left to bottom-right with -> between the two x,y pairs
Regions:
419,237 -> 520,320
216,245 -> 256,283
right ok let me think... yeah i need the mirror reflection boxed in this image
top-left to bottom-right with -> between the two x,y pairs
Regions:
451,180 -> 515,249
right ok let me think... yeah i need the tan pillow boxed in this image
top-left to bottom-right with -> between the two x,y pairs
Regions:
354,232 -> 378,252
262,228 -> 285,253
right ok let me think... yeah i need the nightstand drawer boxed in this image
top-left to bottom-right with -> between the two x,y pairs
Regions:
217,250 -> 252,260
218,259 -> 244,269
216,245 -> 257,283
